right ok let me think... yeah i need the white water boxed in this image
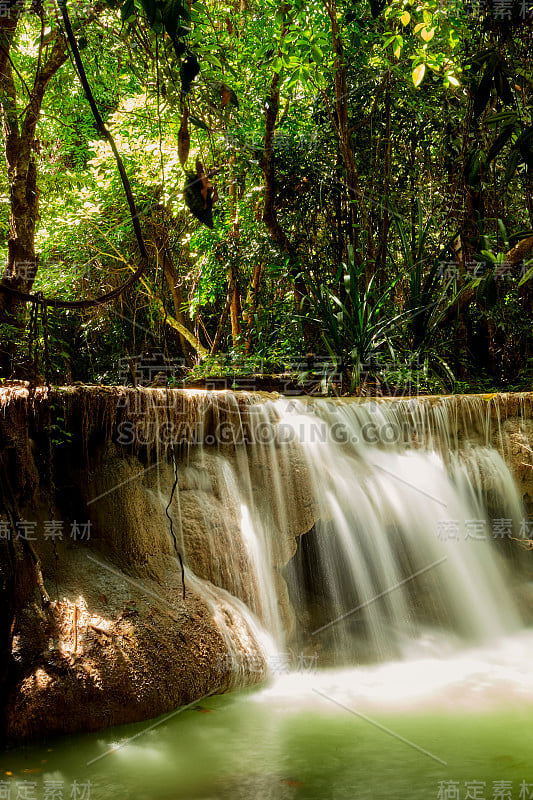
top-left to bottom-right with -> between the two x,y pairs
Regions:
154,393 -> 528,674
253,628 -> 533,715
277,398 -> 522,657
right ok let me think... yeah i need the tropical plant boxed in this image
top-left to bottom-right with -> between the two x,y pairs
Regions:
390,202 -> 468,357
302,244 -> 411,393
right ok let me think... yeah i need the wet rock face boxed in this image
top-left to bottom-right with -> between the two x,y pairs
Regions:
5,550 -> 267,744
0,388 -> 276,745
3,474 -> 270,745
80,447 -> 174,581
498,418 -> 533,514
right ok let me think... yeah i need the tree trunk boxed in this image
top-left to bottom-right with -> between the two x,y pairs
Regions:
243,261 -> 264,354
228,153 -> 242,346
0,7 -> 103,377
0,449 -> 40,742
324,0 -> 374,275
162,253 -> 191,360
260,72 -> 307,314
0,16 -> 69,373
211,276 -> 235,356
375,72 -> 392,286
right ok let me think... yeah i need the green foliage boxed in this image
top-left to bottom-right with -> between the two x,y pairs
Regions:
390,201 -> 467,354
48,402 -> 73,448
302,245 -> 409,393
1,0 -> 532,391
380,355 -> 455,396
186,353 -> 283,382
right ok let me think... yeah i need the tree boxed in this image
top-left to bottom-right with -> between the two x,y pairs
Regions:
0,3 -> 105,375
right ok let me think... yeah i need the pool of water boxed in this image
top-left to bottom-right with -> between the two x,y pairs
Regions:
3,631 -> 533,800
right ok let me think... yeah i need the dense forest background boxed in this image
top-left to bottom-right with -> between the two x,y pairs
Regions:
0,0 -> 532,394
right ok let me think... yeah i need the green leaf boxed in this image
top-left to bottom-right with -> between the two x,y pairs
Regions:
139,0 -> 157,26
393,36 -> 403,59
485,111 -> 517,126
497,219 -> 510,250
206,54 -> 224,69
503,148 -> 521,186
412,63 -> 425,87
469,48 -> 493,75
162,0 -> 187,38
473,65 -> 495,119
465,149 -> 484,186
486,124 -> 516,162
311,45 -> 323,63
120,0 -> 135,22
515,124 -> 533,167
495,69 -> 514,106
188,115 -> 210,131
518,260 -> 533,287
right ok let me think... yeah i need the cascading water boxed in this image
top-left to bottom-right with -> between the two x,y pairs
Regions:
153,392 -> 528,671
275,398 -> 523,664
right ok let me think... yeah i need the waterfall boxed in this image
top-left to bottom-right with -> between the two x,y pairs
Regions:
2,386 -> 532,742
275,398 -> 523,663
146,392 -> 528,668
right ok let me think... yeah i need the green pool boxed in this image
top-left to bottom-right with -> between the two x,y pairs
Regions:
3,632 -> 533,800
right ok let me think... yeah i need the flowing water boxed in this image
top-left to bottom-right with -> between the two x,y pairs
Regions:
3,393 -> 533,799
